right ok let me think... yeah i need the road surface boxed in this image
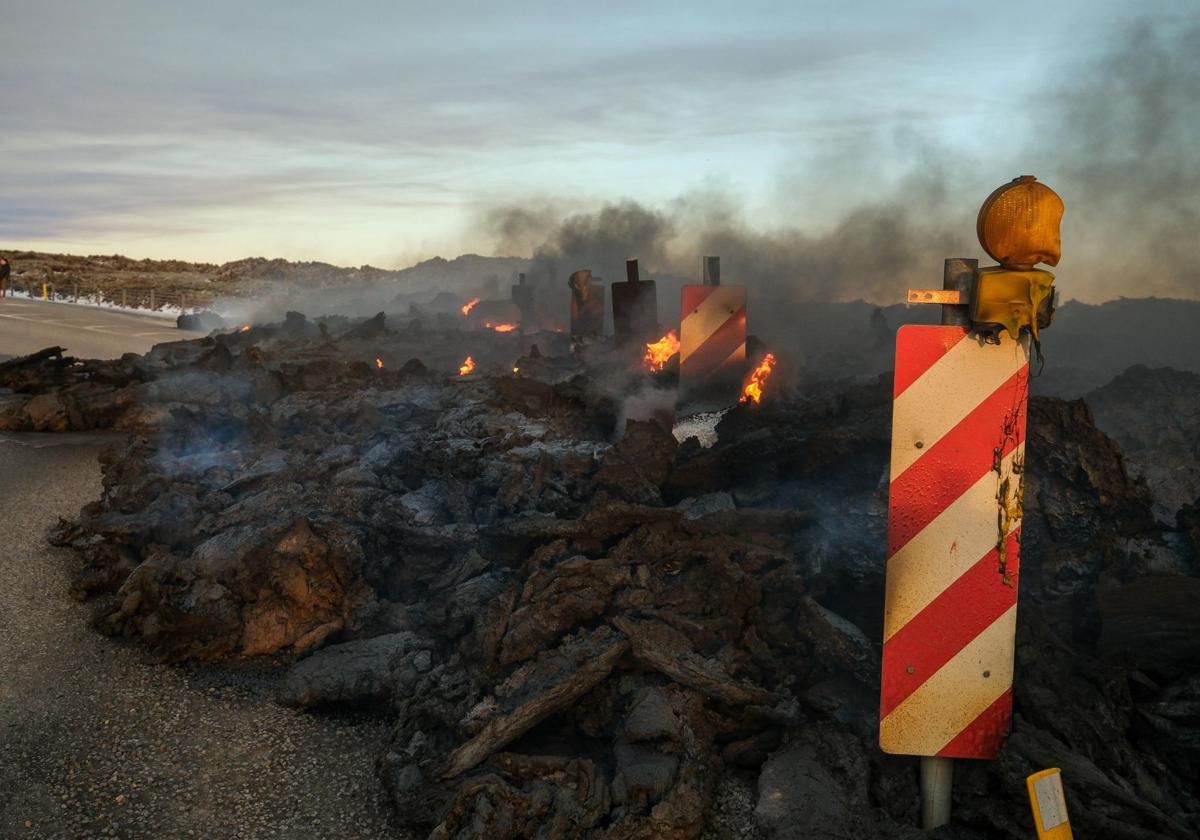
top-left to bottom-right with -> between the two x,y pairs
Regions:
0,433 -> 401,839
0,303 -> 403,836
0,296 -> 205,361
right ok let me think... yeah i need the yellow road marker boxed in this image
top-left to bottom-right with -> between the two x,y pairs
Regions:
1026,768 -> 1073,839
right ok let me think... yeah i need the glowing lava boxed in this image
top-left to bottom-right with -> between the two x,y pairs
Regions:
485,322 -> 518,333
375,358 -> 384,369
239,324 -> 251,333
461,297 -> 481,316
459,356 -> 476,376
740,353 -> 777,405
643,329 -> 680,372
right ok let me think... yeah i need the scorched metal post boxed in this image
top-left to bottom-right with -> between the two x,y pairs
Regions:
611,259 -> 658,346
921,257 -> 975,828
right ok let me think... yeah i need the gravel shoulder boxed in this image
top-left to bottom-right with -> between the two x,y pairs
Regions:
0,435 -> 401,839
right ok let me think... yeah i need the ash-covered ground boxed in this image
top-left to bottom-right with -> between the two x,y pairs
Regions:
2,310 -> 1198,839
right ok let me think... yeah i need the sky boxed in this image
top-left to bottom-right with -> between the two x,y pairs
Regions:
0,0 -> 1197,293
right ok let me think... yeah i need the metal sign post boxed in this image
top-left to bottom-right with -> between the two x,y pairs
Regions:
611,259 -> 658,346
512,273 -> 535,333
905,257 -> 975,828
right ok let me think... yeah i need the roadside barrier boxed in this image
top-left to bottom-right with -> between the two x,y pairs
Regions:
1,281 -> 218,312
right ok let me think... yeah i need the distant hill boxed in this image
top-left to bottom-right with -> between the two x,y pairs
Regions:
388,254 -> 531,296
0,249 -> 530,307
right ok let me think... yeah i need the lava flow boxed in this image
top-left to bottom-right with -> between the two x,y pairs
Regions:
239,324 -> 251,333
740,353 -> 777,404
458,356 -> 476,376
485,322 -> 517,333
461,297 -> 481,316
642,329 -> 680,372
375,358 -> 384,369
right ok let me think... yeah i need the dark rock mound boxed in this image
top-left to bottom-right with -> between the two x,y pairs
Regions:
177,310 -> 227,331
33,315 -> 1200,839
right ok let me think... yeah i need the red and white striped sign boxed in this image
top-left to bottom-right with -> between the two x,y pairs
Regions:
679,285 -> 746,385
880,325 -> 1030,759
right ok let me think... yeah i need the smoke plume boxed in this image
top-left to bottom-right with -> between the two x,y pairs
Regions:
1041,21 -> 1200,301
479,19 -> 1199,305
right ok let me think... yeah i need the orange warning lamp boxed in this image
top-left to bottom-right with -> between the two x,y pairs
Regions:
970,176 -> 1064,340
977,176 -> 1064,270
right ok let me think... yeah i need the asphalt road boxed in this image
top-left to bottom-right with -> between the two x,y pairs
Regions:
0,298 -> 404,837
0,297 -> 205,361
0,434 -> 401,839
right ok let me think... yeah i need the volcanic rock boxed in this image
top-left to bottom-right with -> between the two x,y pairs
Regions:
177,310 -> 226,331
1098,576 -> 1200,674
754,724 -> 875,840
0,347 -> 146,432
29,314 -> 1200,839
1087,365 -> 1200,522
278,631 -> 434,708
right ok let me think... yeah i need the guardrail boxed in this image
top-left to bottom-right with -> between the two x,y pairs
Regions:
0,280 -> 219,312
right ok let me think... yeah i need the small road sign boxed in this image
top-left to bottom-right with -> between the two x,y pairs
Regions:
678,259 -> 745,401
1027,768 -> 1073,839
880,324 -> 1031,759
611,259 -> 658,345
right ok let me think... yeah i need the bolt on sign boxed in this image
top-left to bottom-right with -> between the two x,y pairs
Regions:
679,256 -> 746,401
568,269 -> 605,338
879,325 -> 1030,758
1026,768 -> 1073,839
611,259 -> 658,346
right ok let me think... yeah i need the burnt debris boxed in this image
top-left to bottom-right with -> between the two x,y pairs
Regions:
4,311 -> 1198,839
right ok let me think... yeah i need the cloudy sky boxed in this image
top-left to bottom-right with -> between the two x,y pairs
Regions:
1,0 -> 1196,290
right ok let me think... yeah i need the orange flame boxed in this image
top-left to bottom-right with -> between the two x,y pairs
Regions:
461,297 -> 481,316
740,353 -> 777,405
239,324 -> 251,332
375,358 -> 384,369
486,322 -> 518,333
459,356 -> 476,376
642,329 -> 680,372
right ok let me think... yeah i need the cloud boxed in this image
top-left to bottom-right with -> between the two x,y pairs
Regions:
1,0 -> 1196,285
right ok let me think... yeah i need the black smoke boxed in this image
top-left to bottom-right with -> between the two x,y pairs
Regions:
1038,20 -> 1200,301
478,19 -> 1200,306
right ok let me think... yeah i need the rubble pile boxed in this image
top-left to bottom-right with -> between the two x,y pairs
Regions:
0,346 -> 149,432
18,312 -> 1200,838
